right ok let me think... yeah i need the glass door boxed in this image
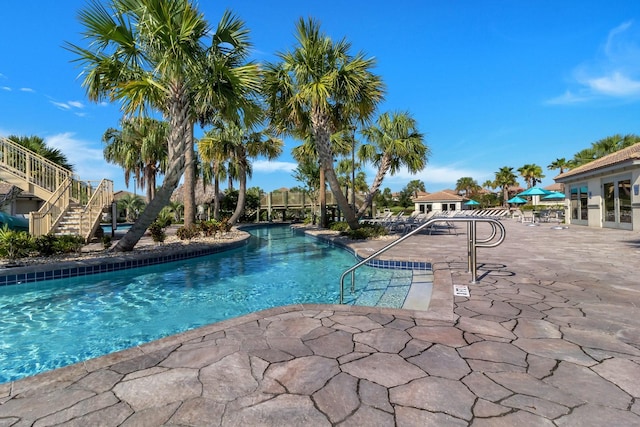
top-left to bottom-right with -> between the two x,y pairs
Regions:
602,178 -> 632,229
570,184 -> 588,224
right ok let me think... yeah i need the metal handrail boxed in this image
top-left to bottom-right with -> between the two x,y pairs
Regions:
339,216 -> 506,303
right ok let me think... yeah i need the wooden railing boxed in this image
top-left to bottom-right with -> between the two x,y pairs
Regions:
1,136 -> 113,238
0,137 -> 73,201
79,179 -> 113,241
29,176 -> 73,237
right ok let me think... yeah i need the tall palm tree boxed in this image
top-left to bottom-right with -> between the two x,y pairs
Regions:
358,111 -> 429,217
455,177 -> 480,197
198,154 -> 227,220
7,135 -> 74,171
494,166 -> 518,207
547,158 -> 569,175
103,117 -> 168,202
67,0 -> 260,251
263,17 -> 385,230
117,193 -> 146,222
199,120 -> 283,224
517,163 -> 545,189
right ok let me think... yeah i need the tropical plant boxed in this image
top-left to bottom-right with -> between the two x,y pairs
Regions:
494,166 -> 518,207
0,225 -> 33,261
167,201 -> 184,223
547,158 -> 570,175
569,134 -> 640,168
67,0 -> 260,251
198,120 -> 282,224
374,187 -> 393,208
103,117 -> 168,202
456,177 -> 480,197
7,135 -> 74,171
517,164 -> 545,189
263,17 -> 385,230
358,112 -> 429,217
117,194 -> 146,222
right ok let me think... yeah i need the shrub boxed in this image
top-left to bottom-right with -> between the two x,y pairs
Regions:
54,235 -> 85,254
198,220 -> 218,237
101,235 -> 112,249
33,234 -> 58,256
0,226 -> 34,261
329,221 -> 349,232
176,224 -> 199,240
341,224 -> 388,240
148,221 -> 166,243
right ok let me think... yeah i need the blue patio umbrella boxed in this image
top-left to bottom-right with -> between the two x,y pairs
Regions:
464,199 -> 480,206
507,196 -> 527,204
517,186 -> 551,197
542,191 -> 566,200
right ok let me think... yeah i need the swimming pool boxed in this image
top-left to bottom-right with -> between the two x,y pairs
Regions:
0,225 -> 412,383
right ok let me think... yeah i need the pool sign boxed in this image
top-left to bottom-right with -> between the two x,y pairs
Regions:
453,285 -> 470,297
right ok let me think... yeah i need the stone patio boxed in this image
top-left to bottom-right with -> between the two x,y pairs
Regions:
1,219 -> 640,426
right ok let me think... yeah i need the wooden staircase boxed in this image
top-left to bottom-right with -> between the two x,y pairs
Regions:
0,136 -> 114,241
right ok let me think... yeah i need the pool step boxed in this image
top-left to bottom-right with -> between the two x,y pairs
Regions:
346,269 -> 432,308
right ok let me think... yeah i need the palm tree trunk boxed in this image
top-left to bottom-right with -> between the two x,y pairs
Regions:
312,120 -> 358,229
228,161 -> 246,224
114,81 -> 189,252
213,173 -> 220,220
319,166 -> 326,227
356,154 -> 391,218
183,125 -> 196,227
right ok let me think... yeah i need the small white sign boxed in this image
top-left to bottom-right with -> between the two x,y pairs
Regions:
453,285 -> 470,297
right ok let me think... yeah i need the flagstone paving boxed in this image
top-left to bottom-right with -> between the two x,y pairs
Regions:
1,220 -> 640,425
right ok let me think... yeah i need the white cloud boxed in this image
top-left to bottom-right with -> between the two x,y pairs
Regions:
545,90 -> 592,105
45,132 -> 121,182
548,21 -> 640,104
51,101 -> 72,110
50,100 -> 86,111
253,159 -> 297,173
583,71 -> 640,96
363,164 -> 491,192
19,87 -> 34,93
1,86 -> 10,91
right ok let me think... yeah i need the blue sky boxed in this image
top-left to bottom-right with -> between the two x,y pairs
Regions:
2,1 -> 640,194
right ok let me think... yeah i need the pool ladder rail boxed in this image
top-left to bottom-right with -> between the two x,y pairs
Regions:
339,217 -> 507,304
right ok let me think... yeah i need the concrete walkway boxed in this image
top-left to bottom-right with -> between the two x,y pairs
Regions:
1,220 -> 640,425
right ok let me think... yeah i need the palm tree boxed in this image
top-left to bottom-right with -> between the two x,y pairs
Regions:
455,177 -> 480,197
517,164 -> 545,189
117,194 -> 146,222
67,0 -> 260,251
547,158 -> 570,175
199,120 -> 283,224
198,154 -> 227,220
167,200 -> 184,223
7,135 -> 74,171
103,117 -> 168,203
494,166 -> 518,207
358,111 -> 429,217
263,17 -> 385,229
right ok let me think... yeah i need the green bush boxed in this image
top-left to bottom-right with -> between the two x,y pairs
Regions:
176,224 -> 199,240
33,234 -> 58,256
341,224 -> 388,240
198,220 -> 217,237
101,235 -> 112,249
148,221 -> 166,242
329,221 -> 349,232
54,235 -> 85,254
0,226 -> 34,261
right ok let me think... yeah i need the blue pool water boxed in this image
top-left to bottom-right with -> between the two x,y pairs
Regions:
101,223 -> 132,234
0,225 -> 411,383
